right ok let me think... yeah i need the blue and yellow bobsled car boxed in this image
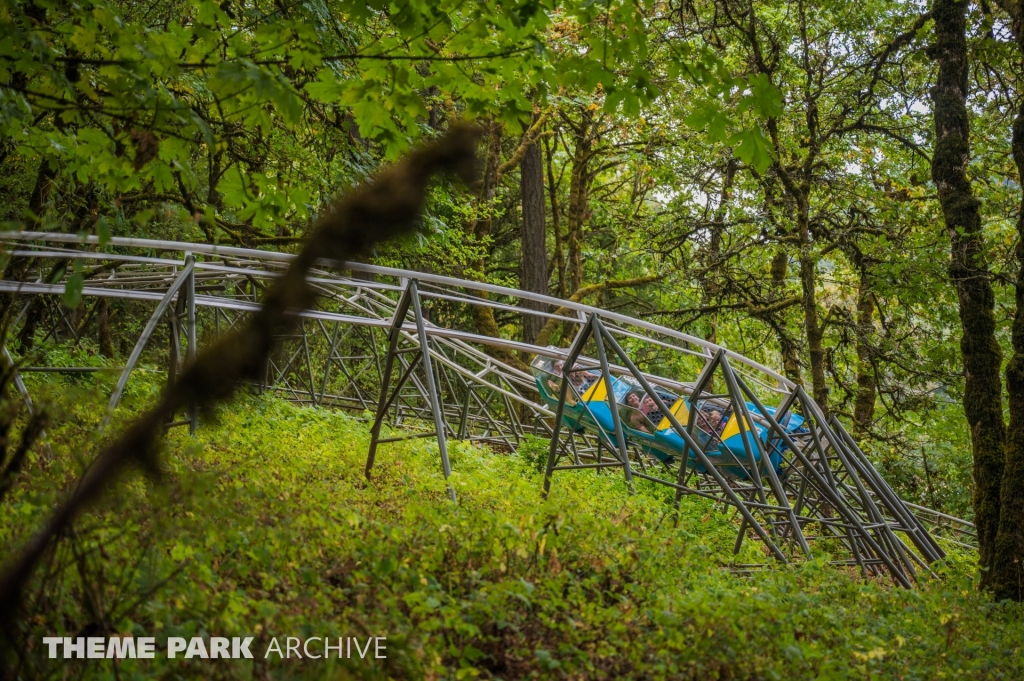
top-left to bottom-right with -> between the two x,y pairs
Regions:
531,356 -> 806,480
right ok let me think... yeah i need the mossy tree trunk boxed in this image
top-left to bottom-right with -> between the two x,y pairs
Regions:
851,253 -> 876,435
991,0 -> 1024,602
97,298 -> 114,358
797,200 -> 829,417
931,0 -> 1006,585
520,133 -> 548,344
702,157 -> 738,353
565,110 -> 594,295
544,135 -> 566,300
770,250 -> 804,385
853,283 -> 876,435
997,107 -> 1024,597
464,120 -> 532,372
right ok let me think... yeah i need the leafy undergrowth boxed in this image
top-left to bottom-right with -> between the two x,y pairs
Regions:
2,374 -> 1023,680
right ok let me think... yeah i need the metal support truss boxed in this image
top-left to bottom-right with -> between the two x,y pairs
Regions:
365,279 -> 455,501
0,231 -> 976,585
104,255 -> 195,428
540,315 -> 942,585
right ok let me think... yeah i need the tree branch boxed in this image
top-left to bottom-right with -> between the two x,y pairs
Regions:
533,275 -> 661,347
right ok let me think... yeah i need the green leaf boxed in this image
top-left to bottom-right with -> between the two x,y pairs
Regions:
97,216 -> 112,247
63,272 -> 84,309
684,100 -> 733,144
729,127 -> 775,174
743,73 -> 784,119
305,68 -> 345,103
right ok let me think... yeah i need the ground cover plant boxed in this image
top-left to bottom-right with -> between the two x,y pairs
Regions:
2,366 -> 1022,680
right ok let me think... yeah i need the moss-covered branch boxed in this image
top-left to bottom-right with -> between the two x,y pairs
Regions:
533,275 -> 661,348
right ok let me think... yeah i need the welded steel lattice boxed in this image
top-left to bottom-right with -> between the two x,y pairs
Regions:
0,231 -> 976,586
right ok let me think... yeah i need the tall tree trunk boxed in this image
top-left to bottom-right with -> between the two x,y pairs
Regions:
771,250 -> 803,384
931,0 -> 1005,584
709,158 -> 737,261
565,114 -> 593,295
520,137 -> 548,344
544,135 -> 566,299
703,158 -> 737,350
997,106 -> 1024,598
0,160 -> 57,324
853,272 -> 876,434
17,301 -> 44,351
18,258 -> 70,350
97,297 -> 114,358
990,0 -> 1024,603
28,159 -> 55,221
797,199 -> 829,416
464,121 -> 529,371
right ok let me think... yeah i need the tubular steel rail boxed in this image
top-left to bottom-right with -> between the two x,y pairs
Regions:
0,231 -> 976,586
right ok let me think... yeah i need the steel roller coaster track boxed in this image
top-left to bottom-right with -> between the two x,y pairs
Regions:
0,231 -> 975,587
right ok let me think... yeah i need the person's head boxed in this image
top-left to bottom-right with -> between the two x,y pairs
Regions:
706,410 -> 722,426
553,360 -> 564,375
641,395 -> 657,412
626,393 -> 641,408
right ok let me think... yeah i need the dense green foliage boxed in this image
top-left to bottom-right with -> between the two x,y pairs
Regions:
0,0 -> 778,238
1,0 -> 1001,521
2,368 -> 1022,679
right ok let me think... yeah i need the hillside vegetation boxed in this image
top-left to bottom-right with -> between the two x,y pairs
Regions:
2,370 -> 1023,680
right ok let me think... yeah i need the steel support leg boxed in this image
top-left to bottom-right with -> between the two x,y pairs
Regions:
542,318 -> 595,498
723,360 -> 809,554
365,287 -> 416,478
365,280 -> 455,501
185,254 -> 197,434
591,316 -> 633,488
410,283 -> 455,501
595,329 -> 788,563
103,258 -> 195,427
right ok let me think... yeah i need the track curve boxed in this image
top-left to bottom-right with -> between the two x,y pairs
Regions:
0,231 -> 976,585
